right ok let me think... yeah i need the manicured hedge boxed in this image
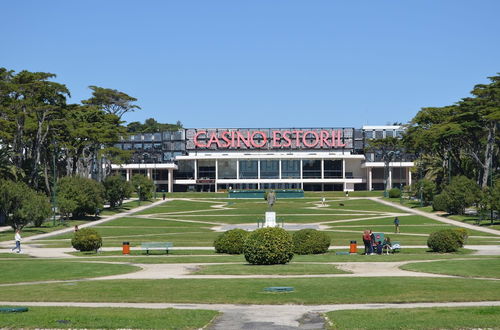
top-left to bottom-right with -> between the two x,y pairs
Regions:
292,229 -> 330,254
71,228 -> 102,252
243,227 -> 294,265
214,229 -> 249,254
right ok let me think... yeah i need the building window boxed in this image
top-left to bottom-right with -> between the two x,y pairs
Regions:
239,160 -> 258,179
175,160 -> 195,179
281,160 -> 300,179
324,160 -> 342,178
302,159 -> 321,178
218,159 -> 237,179
260,160 -> 279,179
198,160 -> 216,179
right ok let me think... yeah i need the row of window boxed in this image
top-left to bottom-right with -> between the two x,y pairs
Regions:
174,159 -> 345,180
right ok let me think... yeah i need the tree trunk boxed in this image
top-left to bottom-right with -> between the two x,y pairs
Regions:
481,121 -> 496,188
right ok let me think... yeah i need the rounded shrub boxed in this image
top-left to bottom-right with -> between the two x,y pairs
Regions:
214,229 -> 249,254
243,227 -> 294,265
388,188 -> 402,198
71,228 -> 102,252
432,193 -> 448,212
427,229 -> 463,253
292,229 -> 331,255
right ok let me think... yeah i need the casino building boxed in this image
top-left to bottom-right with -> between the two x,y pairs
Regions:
111,126 -> 415,193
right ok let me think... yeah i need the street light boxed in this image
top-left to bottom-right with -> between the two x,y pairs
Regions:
52,140 -> 57,226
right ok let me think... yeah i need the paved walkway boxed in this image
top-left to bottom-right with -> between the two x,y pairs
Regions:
371,198 -> 500,236
1,301 -> 499,329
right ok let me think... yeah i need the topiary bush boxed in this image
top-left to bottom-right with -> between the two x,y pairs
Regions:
71,228 -> 102,252
427,229 -> 464,253
389,188 -> 402,198
243,227 -> 294,265
292,229 -> 331,254
214,229 -> 249,254
432,193 -> 448,212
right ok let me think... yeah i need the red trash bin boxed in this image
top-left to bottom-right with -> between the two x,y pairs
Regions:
122,242 -> 130,255
349,240 -> 357,254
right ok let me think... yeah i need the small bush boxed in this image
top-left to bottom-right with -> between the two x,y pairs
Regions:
427,229 -> 464,253
214,229 -> 249,254
432,193 -> 448,212
71,228 -> 102,252
389,188 -> 401,198
453,228 -> 468,245
243,227 -> 294,265
293,229 -> 331,254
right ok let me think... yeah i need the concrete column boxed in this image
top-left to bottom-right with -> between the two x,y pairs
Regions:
215,159 -> 218,192
342,159 -> 346,179
388,167 -> 393,189
236,159 -> 240,180
126,169 -> 131,181
168,169 -> 173,193
300,159 -> 303,180
147,168 -> 152,179
279,159 -> 282,179
257,159 -> 261,179
321,159 -> 324,179
194,159 -> 198,180
408,169 -> 412,186
368,168 -> 372,191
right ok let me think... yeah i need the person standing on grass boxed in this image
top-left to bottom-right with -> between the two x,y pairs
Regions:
11,229 -> 22,253
362,230 -> 371,255
394,217 -> 400,233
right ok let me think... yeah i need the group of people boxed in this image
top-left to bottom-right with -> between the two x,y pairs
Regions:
362,229 -> 393,255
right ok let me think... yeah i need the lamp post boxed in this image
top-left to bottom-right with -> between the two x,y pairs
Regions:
138,185 -> 141,206
399,153 -> 403,204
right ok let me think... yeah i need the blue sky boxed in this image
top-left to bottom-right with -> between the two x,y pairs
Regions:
1,1 -> 499,128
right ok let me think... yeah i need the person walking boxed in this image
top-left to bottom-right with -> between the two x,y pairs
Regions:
11,229 -> 22,253
394,217 -> 400,233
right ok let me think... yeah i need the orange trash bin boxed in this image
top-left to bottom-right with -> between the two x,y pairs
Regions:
122,242 -> 130,255
349,240 -> 357,254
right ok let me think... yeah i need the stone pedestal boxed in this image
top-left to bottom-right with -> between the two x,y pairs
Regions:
264,212 -> 277,227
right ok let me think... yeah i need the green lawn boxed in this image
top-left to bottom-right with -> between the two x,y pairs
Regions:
325,306 -> 500,330
401,258 -> 500,279
1,277 -> 499,304
192,263 -> 350,275
0,260 -> 140,284
0,306 -> 218,330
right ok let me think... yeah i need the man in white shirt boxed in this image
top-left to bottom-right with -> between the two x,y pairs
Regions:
11,229 -> 21,253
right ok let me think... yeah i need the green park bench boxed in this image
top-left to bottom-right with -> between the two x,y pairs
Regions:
141,242 -> 173,255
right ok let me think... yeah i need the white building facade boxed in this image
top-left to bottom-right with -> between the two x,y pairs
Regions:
111,126 -> 414,193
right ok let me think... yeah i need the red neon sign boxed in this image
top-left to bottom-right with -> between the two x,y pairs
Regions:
193,129 -> 347,149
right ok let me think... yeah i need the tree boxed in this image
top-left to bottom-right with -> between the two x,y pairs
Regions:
57,176 -> 104,218
82,85 -> 140,120
365,137 -> 404,193
440,176 -> 481,215
126,118 -> 183,133
0,180 -> 51,229
413,179 -> 437,206
103,174 -> 133,208
131,174 -> 155,201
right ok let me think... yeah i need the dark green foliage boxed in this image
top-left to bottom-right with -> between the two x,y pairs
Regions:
243,227 -> 294,265
214,229 -> 249,254
427,229 -> 465,253
103,175 -> 133,208
388,188 -> 402,198
131,174 -> 155,201
440,176 -> 481,214
71,228 -> 102,252
57,176 -> 104,218
292,229 -> 331,255
0,180 -> 51,229
127,118 -> 182,133
414,179 -> 437,206
432,194 -> 448,212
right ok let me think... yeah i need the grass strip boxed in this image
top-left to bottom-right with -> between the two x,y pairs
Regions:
1,277 -> 499,304
0,306 -> 218,329
401,258 -> 500,279
325,306 -> 500,330
0,260 -> 140,284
